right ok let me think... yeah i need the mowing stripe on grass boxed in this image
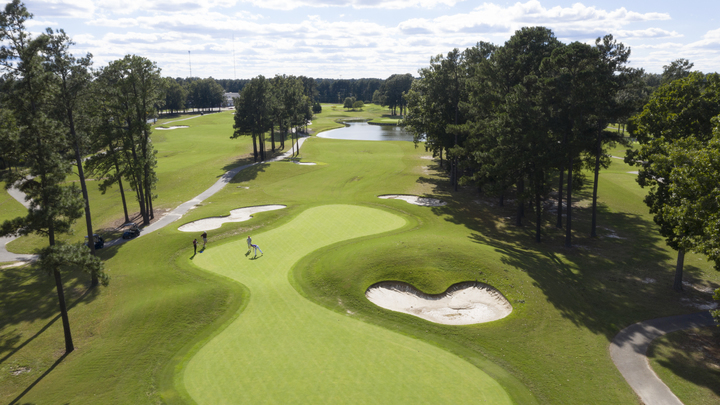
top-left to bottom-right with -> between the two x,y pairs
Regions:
185,204 -> 512,404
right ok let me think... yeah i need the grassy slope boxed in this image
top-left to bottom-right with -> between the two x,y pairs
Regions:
647,327 -> 720,405
1,104 -> 718,404
185,205 -> 512,404
0,183 -> 27,224
6,111 -> 255,253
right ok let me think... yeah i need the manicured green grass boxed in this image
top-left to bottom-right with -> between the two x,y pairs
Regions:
2,116 -> 719,404
184,205 -> 512,404
648,327 -> 720,404
0,183 -> 26,223
6,111 -> 257,254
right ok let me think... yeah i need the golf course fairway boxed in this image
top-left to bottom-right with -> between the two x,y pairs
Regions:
183,204 -> 512,404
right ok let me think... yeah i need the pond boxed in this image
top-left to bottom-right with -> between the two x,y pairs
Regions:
317,121 -> 416,142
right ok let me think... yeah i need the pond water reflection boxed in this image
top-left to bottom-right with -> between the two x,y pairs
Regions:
317,121 -> 416,142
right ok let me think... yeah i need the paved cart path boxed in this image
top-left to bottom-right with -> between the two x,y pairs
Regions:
610,311 -> 717,405
1,138 -> 307,259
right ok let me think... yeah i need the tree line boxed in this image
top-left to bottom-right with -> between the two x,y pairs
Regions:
232,75 -> 315,162
405,26 -> 720,312
0,0 -> 164,353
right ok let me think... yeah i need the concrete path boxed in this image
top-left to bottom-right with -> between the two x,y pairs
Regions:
105,137 -> 308,248
0,186 -> 38,263
610,311 -> 717,405
2,137 -> 308,256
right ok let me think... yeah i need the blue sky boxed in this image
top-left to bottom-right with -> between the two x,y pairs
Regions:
19,0 -> 720,79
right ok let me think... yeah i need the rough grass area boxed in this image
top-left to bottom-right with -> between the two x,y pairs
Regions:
0,182 -> 26,223
648,327 -> 720,404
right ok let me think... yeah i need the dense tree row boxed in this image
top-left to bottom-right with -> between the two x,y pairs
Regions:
163,76 -> 226,113
0,1 -> 163,353
232,75 -> 313,162
315,78 -> 382,104
405,27 -> 634,246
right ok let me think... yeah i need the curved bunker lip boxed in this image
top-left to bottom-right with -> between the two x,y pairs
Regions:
178,205 -> 286,232
366,281 -> 513,325
155,125 -> 189,130
378,194 -> 447,207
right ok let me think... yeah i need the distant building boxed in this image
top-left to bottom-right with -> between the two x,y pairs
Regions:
224,92 -> 239,107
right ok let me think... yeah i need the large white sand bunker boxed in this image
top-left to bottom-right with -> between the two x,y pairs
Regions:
378,194 -> 446,207
178,205 -> 286,232
366,281 -> 512,325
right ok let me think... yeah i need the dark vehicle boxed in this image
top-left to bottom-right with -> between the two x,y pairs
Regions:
121,222 -> 141,239
85,233 -> 104,249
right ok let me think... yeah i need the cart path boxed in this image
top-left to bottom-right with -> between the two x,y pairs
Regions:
0,185 -> 37,263
106,137 -> 307,248
2,137 -> 308,256
609,311 -> 717,405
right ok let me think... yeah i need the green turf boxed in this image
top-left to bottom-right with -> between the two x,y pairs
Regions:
2,106 -> 720,404
647,327 -> 720,404
183,205 -> 511,404
0,183 -> 26,224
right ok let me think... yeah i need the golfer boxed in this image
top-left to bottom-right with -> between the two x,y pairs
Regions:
193,238 -> 198,255
251,243 -> 263,258
201,231 -> 208,248
247,236 -> 252,251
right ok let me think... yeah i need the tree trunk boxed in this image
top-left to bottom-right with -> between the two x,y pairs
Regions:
557,167 -> 564,229
516,179 -> 524,227
73,142 -> 97,286
118,175 -> 130,224
54,268 -> 74,353
439,148 -> 443,169
535,188 -> 542,243
499,194 -> 504,207
271,126 -> 275,153
591,129 -> 602,238
565,156 -> 573,248
252,135 -> 258,162
674,249 -> 685,292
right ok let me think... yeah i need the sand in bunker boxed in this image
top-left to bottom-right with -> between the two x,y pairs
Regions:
366,281 -> 512,325
178,205 -> 286,232
155,125 -> 189,130
378,194 -> 446,207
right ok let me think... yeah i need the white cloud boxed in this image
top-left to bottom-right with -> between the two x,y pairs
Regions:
236,0 -> 464,11
615,28 -> 681,39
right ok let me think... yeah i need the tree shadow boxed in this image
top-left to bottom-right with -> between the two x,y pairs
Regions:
0,266 -> 100,365
226,162 -> 271,184
646,326 -> 720,398
416,184 -> 707,339
8,351 -> 69,405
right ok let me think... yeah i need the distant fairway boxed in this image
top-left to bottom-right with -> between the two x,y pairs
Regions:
185,204 -> 512,404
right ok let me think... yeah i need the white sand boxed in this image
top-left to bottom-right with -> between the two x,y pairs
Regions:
178,205 -> 286,232
366,281 -> 513,325
378,194 -> 447,207
155,125 -> 189,130
293,161 -> 317,165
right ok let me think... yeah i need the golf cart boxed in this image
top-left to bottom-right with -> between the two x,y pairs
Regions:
121,222 -> 141,239
85,233 -> 105,249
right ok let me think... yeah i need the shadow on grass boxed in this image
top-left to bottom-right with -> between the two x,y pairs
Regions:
411,173 -> 706,339
647,327 -> 720,398
0,266 -> 101,366
9,351 -> 69,405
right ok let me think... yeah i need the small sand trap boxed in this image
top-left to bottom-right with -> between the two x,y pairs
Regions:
378,194 -> 446,207
366,281 -> 512,325
156,126 -> 189,130
293,161 -> 317,165
178,205 -> 286,232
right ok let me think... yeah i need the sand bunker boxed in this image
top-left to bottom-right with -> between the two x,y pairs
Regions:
178,205 -> 286,232
293,161 -> 317,165
378,194 -> 447,207
156,125 -> 189,130
366,281 -> 512,325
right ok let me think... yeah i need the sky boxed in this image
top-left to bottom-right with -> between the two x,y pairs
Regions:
18,0 -> 720,79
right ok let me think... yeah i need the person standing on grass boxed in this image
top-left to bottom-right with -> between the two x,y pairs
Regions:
247,236 -> 252,251
193,238 -> 198,255
201,231 -> 208,248
251,243 -> 263,258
